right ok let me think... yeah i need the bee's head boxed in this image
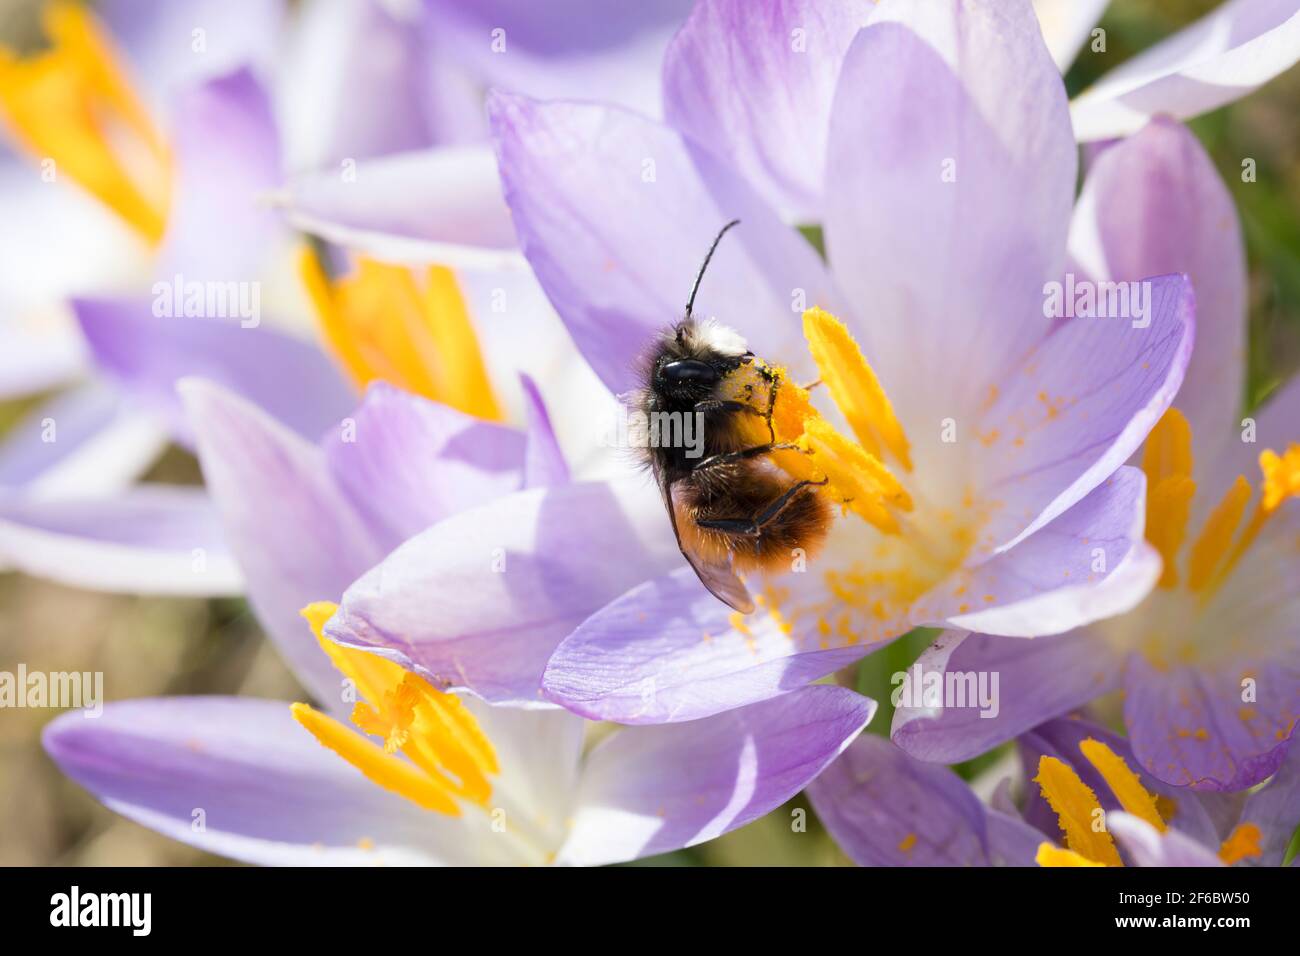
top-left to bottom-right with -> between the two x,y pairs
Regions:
650,318 -> 750,404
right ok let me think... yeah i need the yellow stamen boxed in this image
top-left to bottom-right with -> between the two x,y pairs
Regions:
295,602 -> 499,813
1203,445 -> 1300,597
1036,843 -> 1106,867
299,247 -> 503,420
1217,822 -> 1263,865
802,307 -> 912,471
0,2 -> 169,243
798,417 -> 913,533
1033,755 -> 1123,866
1078,738 -> 1165,833
1141,409 -> 1195,588
1187,475 -> 1251,593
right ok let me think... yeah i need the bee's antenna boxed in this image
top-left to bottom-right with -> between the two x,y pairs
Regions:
685,219 -> 740,321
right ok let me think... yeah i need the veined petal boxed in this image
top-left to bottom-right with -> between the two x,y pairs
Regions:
662,0 -> 873,221
931,467 -> 1161,637
808,733 -> 1033,866
324,479 -> 681,707
43,696 -> 512,865
824,0 -> 1076,464
890,629 -> 1123,765
559,685 -> 873,866
974,273 -> 1194,552
1070,0 -> 1300,141
488,92 -> 839,395
542,565 -> 869,724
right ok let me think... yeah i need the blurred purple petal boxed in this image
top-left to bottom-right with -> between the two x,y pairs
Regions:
325,479 -> 680,706
518,374 -> 570,488
662,0 -> 872,220
1071,0 -> 1300,141
43,696 -> 492,865
488,93 -> 838,395
0,486 -> 241,595
74,296 -> 355,446
181,379 -> 385,705
1239,746 -> 1300,865
159,68 -> 282,282
559,685 -> 873,865
891,630 -> 1122,764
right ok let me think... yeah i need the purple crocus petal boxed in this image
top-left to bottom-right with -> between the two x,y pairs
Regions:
324,479 -> 681,707
1018,716 -> 1220,846
99,0 -> 282,107
1108,813 -> 1225,867
43,697 -> 505,866
0,383 -> 165,496
424,0 -> 693,116
930,466 -> 1159,637
488,92 -> 839,395
543,566 -> 867,724
1239,746 -> 1300,865
974,273 -> 1194,551
1070,117 -> 1246,467
0,486 -> 241,595
808,733 -> 1003,866
1124,654 -> 1298,793
181,379 -> 386,706
1032,0 -> 1111,71
280,0 -> 441,168
985,809 -> 1047,867
0,318 -> 85,399
1071,0 -> 1300,141
158,68 -> 282,283
322,382 -> 526,546
519,373 -> 570,488
559,685 -> 873,865
281,146 -> 523,272
823,1 -> 1076,451
891,629 -> 1122,765
74,296 -> 355,446
662,0 -> 874,221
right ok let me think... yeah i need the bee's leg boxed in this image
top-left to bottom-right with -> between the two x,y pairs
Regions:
690,442 -> 806,475
696,478 -> 829,537
801,378 -> 822,391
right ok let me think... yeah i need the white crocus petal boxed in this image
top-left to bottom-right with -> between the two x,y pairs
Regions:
1032,0 -> 1111,72
1070,0 -> 1300,141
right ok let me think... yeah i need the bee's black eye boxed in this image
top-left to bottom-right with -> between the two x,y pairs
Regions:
660,359 -> 719,385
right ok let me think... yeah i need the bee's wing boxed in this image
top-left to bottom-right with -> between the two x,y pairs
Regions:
662,476 -> 756,615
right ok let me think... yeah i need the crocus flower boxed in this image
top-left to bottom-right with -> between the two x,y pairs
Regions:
42,377 -> 873,865
809,717 -> 1299,867
373,0 -> 1192,726
891,118 -> 1298,793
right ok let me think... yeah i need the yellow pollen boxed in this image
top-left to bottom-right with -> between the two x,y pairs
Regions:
293,601 -> 499,815
1260,444 -> 1300,512
0,2 -> 170,243
1035,843 -> 1106,867
802,307 -> 912,471
1033,755 -> 1122,866
299,248 -> 503,420
1141,409 -> 1195,589
1078,739 -> 1165,833
1217,822 -> 1263,865
897,833 -> 917,853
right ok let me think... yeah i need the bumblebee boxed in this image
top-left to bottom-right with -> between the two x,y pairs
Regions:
635,220 -> 832,613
